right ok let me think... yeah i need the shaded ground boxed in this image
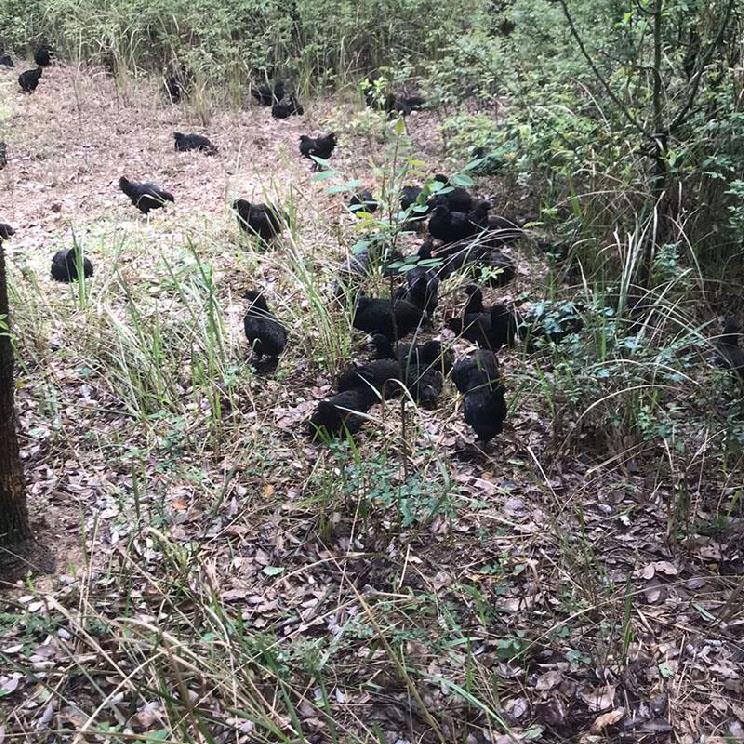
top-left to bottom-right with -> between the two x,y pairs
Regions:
0,63 -> 743,744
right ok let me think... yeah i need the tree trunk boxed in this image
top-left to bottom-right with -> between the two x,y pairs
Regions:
0,245 -> 31,548
639,0 -> 671,287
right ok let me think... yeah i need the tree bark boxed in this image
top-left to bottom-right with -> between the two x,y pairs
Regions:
0,244 -> 32,548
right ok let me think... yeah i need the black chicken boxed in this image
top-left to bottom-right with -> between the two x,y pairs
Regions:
333,249 -> 372,300
337,358 -> 402,399
429,174 -> 474,213
447,285 -> 517,351
484,214 -> 524,248
363,83 -> 426,117
51,249 -> 93,283
165,75 -> 187,103
400,185 -> 424,211
364,85 -> 396,113
352,295 -> 423,341
371,335 -> 451,408
396,265 -> 439,319
0,54 -> 12,68
34,45 -> 53,67
393,94 -> 427,116
271,95 -> 304,119
252,80 -> 285,106
467,200 -> 492,231
0,142 -> 7,170
0,224 -> 15,241
243,290 -> 288,369
372,334 -> 452,371
452,350 -> 507,442
405,364 -> 444,408
299,133 -> 337,170
18,67 -> 42,93
428,204 -> 483,244
348,189 -> 378,214
173,132 -> 217,154
716,318 -> 744,381
463,380 -> 506,443
476,248 -> 516,287
400,340 -> 449,407
308,388 -> 376,441
232,199 -> 288,241
452,349 -> 500,394
119,177 -> 174,214
398,339 -> 453,375
418,238 -> 516,288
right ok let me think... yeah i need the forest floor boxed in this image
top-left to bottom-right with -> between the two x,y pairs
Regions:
0,63 -> 743,744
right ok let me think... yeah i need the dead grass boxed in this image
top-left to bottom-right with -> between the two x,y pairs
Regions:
0,64 -> 743,744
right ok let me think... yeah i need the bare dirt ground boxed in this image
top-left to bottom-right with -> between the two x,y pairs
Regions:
0,63 -> 743,744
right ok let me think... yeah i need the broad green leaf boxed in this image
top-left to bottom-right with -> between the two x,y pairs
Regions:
450,173 -> 474,187
312,169 -> 336,182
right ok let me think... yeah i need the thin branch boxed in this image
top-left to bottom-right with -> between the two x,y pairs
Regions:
669,0 -> 736,132
556,0 -> 647,134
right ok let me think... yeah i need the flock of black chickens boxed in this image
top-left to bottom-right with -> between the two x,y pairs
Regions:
2,53 -> 743,446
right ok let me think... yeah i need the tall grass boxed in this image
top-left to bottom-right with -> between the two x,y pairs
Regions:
0,0 -> 487,96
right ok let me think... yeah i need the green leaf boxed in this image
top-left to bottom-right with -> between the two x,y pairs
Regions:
312,169 -> 336,182
144,732 -> 169,742
352,240 -> 371,254
263,565 -> 285,576
463,158 -> 485,172
658,662 -> 674,679
523,726 -> 545,741
450,173 -> 474,187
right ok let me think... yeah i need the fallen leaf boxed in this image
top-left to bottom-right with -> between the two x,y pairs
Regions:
535,670 -> 563,690
590,707 -> 625,733
581,685 -> 616,712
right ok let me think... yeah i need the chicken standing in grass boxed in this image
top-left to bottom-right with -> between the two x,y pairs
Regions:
716,318 -> 744,381
243,291 -> 287,370
308,388 -> 376,441
232,199 -> 288,241
352,295 -> 423,341
336,358 -> 402,399
253,80 -> 285,106
428,204 -> 480,244
165,76 -> 185,103
452,349 -> 507,443
299,133 -> 337,170
119,176 -> 174,214
271,95 -> 304,119
417,238 -> 516,288
400,185 -> 423,211
173,132 -> 217,154
18,67 -> 42,93
34,46 -> 53,67
372,335 -> 452,408
448,285 -> 517,351
51,249 -> 93,283
0,224 -> 14,242
396,265 -> 439,319
0,54 -> 12,68
348,189 -> 378,215
428,174 -> 474,213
